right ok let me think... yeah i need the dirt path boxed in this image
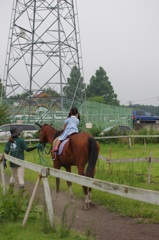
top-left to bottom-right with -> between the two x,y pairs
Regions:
24,181 -> 159,240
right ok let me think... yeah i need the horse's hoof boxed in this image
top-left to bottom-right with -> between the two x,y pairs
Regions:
84,194 -> 91,209
83,205 -> 88,210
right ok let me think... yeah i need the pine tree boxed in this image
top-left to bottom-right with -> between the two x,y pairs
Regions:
63,66 -> 86,101
86,66 -> 120,106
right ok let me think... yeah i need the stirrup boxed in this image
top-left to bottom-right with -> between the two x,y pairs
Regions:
52,152 -> 57,160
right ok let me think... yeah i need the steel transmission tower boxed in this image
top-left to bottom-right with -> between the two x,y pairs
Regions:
2,0 -> 84,124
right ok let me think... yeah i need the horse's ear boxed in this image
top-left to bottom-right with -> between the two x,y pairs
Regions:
34,122 -> 42,130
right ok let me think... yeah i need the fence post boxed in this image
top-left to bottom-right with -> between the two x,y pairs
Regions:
22,168 -> 54,228
144,138 -> 147,152
42,168 -> 54,228
108,147 -> 112,173
22,174 -> 41,227
128,137 -> 132,148
0,154 -> 6,194
148,152 -> 152,184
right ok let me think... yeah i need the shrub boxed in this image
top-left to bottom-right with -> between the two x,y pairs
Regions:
0,188 -> 29,222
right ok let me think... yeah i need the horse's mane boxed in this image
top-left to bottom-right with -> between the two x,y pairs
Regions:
53,130 -> 63,140
42,123 -> 63,140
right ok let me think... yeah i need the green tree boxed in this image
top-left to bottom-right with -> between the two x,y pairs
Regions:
0,104 -> 10,125
9,92 -> 30,99
87,96 -> 106,104
44,87 -> 60,97
86,67 -> 120,106
63,66 -> 86,100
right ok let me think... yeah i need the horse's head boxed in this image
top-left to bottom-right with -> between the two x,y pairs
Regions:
38,123 -> 57,146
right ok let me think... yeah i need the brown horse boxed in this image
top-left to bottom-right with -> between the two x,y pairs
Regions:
37,123 -> 100,208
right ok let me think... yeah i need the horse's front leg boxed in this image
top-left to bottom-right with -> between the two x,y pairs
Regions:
65,166 -> 74,202
53,158 -> 61,200
55,177 -> 60,199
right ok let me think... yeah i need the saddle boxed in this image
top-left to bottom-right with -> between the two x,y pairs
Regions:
58,138 -> 69,155
52,132 -> 77,156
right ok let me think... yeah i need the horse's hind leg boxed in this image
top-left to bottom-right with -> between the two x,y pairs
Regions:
83,186 -> 92,210
65,166 -> 74,202
78,166 -> 92,209
53,160 -> 61,199
67,180 -> 74,202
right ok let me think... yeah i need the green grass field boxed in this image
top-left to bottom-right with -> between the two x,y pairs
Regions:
1,141 -> 159,239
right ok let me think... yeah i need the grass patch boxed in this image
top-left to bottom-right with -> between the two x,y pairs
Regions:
1,142 -> 159,223
0,221 -> 91,240
0,187 -> 92,240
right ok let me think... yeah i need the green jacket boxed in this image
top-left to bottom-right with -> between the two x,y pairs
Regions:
4,137 -> 29,168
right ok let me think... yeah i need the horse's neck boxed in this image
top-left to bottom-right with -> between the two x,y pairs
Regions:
54,130 -> 63,139
47,127 -> 57,145
46,127 -> 62,145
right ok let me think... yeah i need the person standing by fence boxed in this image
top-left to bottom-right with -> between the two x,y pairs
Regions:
4,126 -> 41,192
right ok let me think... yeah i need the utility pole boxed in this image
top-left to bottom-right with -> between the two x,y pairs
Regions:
2,0 -> 83,125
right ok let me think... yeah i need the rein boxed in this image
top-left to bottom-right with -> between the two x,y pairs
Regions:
37,144 -> 48,166
44,145 -> 52,155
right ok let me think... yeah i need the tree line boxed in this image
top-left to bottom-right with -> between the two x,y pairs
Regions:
0,66 -> 120,106
1,66 -> 159,125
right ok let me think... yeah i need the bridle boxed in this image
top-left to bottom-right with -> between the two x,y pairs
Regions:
39,125 -> 56,154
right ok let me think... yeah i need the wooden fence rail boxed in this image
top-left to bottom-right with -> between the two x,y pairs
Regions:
95,134 -> 159,148
1,153 -> 159,227
1,134 -> 159,145
98,153 -> 159,184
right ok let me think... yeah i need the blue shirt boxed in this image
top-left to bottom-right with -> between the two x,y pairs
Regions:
59,116 -> 79,141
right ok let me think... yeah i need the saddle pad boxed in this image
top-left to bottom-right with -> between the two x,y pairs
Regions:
58,138 -> 69,155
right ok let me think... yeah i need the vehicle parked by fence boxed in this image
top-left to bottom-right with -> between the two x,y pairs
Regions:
100,125 -> 132,136
132,110 -> 159,123
0,123 -> 37,140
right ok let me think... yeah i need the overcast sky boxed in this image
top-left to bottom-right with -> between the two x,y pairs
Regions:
1,0 -> 159,106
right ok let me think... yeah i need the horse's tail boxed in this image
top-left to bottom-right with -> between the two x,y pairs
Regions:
86,137 -> 99,178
